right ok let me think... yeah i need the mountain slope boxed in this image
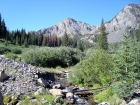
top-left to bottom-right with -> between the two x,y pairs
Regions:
106,4 -> 140,43
38,18 -> 98,37
36,4 -> 140,43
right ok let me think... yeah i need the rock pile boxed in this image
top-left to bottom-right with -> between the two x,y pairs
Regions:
0,56 -> 47,97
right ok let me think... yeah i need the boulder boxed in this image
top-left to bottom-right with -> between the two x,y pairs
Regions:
98,102 -> 110,105
52,84 -> 61,89
34,87 -> 45,95
42,100 -> 48,104
49,89 -> 62,96
0,70 -> 8,82
128,98 -> 140,105
30,99 -> 37,103
37,78 -> 49,87
66,92 -> 73,98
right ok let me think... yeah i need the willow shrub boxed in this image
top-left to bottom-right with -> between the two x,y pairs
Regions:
21,47 -> 84,68
69,49 -> 114,87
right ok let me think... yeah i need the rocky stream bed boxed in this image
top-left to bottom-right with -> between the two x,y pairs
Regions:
0,56 -> 97,105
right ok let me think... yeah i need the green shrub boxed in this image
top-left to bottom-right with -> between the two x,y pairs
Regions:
94,88 -> 123,105
3,95 -> 12,105
5,52 -> 18,60
69,49 -> 114,87
113,33 -> 140,99
94,88 -> 114,102
10,47 -> 22,54
21,47 -> 84,68
11,99 -> 18,105
0,46 -> 11,54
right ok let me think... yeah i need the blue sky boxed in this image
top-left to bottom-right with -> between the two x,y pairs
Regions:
0,0 -> 140,32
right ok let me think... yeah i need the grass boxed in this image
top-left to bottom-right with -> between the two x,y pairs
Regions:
94,87 -> 123,105
17,92 -> 56,105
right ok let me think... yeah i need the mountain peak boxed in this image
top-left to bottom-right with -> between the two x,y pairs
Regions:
61,17 -> 77,23
36,4 -> 140,43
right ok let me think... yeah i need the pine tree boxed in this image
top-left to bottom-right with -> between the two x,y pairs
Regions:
1,19 -> 7,39
38,34 -> 43,46
42,36 -> 47,46
24,36 -> 28,47
98,18 -> 108,50
62,31 -> 69,46
77,40 -> 84,51
0,14 -> 3,38
21,29 -> 26,45
113,30 -> 140,101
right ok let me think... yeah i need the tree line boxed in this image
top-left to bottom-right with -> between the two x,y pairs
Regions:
0,13 -> 92,51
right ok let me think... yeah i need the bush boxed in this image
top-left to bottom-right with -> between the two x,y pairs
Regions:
5,52 -> 18,60
94,88 -> 123,105
94,88 -> 114,103
0,46 -> 11,54
21,47 -> 84,68
0,46 -> 22,54
11,99 -> 18,105
10,47 -> 22,54
69,49 -> 114,87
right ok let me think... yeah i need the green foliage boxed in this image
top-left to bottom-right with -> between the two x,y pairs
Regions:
113,31 -> 140,99
0,46 -> 11,54
94,88 -> 114,103
9,47 -> 22,54
3,95 -> 12,105
61,31 -> 69,46
4,52 -> 18,60
97,18 -> 108,50
69,49 -> 114,86
22,47 -> 84,68
21,92 -> 56,105
11,99 -> 18,105
0,45 -> 22,55
95,88 -> 123,105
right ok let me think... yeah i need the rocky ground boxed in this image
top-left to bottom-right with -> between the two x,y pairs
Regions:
0,56 -> 96,105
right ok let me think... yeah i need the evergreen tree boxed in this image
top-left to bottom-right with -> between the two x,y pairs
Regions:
0,13 -> 2,38
42,36 -> 47,46
24,36 -> 28,47
38,34 -> 43,46
1,19 -> 7,39
113,30 -> 140,101
21,29 -> 26,45
98,18 -> 108,50
62,31 -> 69,46
30,32 -> 35,45
77,40 -> 84,51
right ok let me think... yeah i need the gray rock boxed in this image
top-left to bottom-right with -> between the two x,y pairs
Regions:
37,78 -> 49,87
0,70 -> 8,82
16,101 -> 23,105
49,89 -> 62,96
34,87 -> 45,95
127,98 -> 140,105
7,102 -> 12,105
52,84 -> 61,89
66,92 -> 73,98
30,99 -> 37,103
98,102 -> 110,105
42,100 -> 48,104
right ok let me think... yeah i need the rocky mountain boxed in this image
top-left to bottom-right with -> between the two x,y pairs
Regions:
106,4 -> 140,43
36,4 -> 140,43
37,18 -> 98,36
